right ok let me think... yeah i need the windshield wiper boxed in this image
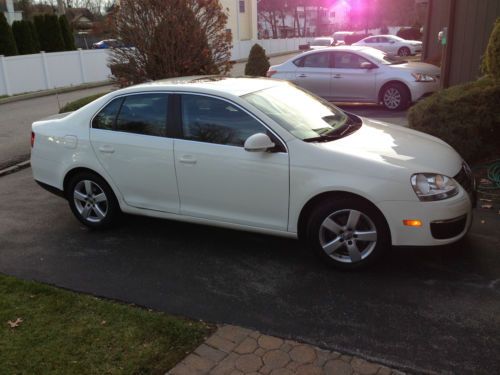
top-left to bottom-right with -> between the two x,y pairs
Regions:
302,134 -> 344,143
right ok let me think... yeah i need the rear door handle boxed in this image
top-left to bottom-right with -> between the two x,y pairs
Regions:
98,145 -> 115,153
333,74 -> 342,79
298,74 -> 307,78
179,155 -> 197,164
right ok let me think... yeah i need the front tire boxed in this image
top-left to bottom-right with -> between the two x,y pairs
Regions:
381,82 -> 410,111
398,47 -> 410,56
66,171 -> 120,229
306,197 -> 390,269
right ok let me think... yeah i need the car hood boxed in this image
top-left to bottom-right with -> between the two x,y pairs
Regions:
314,117 -> 462,180
389,61 -> 440,75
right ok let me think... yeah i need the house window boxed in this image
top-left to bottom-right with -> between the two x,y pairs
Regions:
239,0 -> 245,13
330,11 -> 336,18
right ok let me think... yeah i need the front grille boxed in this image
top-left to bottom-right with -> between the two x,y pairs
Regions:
430,215 -> 467,239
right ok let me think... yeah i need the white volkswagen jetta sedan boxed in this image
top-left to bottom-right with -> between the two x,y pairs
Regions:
31,77 -> 475,269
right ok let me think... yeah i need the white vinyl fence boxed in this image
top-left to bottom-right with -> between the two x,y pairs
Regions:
0,49 -> 111,96
0,38 -> 311,97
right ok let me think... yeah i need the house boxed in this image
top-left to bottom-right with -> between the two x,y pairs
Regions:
1,0 -> 22,25
422,0 -> 500,87
258,1 -> 350,39
65,7 -> 94,31
220,0 -> 258,42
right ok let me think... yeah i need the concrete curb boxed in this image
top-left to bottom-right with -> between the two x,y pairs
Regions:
0,81 -> 113,105
0,160 -> 30,178
232,50 -> 301,64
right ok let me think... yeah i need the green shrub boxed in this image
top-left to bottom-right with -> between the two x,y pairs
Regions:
28,20 -> 40,53
380,25 -> 389,35
245,44 -> 270,77
59,15 -> 76,51
483,17 -> 500,79
408,77 -> 500,164
59,93 -> 107,113
33,15 -> 46,51
0,13 -> 18,56
12,20 -> 38,55
397,27 -> 422,41
43,14 -> 65,52
344,33 -> 371,45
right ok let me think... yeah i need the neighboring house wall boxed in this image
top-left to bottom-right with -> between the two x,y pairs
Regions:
423,0 -> 500,87
220,0 -> 257,42
447,0 -> 500,86
2,0 -> 22,24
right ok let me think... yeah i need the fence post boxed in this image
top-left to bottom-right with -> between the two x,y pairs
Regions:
40,51 -> 51,90
78,49 -> 87,84
0,55 -> 11,96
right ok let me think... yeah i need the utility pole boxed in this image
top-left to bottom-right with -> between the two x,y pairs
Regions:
57,0 -> 65,16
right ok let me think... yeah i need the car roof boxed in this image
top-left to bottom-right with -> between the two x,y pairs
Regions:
123,76 -> 286,97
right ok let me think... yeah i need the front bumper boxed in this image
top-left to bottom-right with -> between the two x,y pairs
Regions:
408,79 -> 440,102
378,188 -> 473,246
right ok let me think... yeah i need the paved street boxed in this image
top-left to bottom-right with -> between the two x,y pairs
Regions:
0,85 -> 114,170
1,168 -> 499,375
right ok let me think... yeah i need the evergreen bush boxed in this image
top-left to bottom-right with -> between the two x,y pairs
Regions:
244,44 -> 270,77
28,21 -> 40,52
12,20 -> 37,55
0,13 -> 18,56
483,17 -> 500,79
396,27 -> 422,41
43,14 -> 65,52
59,15 -> 76,51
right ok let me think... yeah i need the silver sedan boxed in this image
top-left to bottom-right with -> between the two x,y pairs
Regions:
267,46 -> 440,110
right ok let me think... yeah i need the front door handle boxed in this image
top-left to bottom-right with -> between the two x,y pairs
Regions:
98,145 -> 115,153
298,74 -> 307,78
333,74 -> 342,79
179,155 -> 197,164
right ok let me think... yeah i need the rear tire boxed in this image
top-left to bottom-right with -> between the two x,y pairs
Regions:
306,197 -> 390,270
381,82 -> 410,111
66,171 -> 120,229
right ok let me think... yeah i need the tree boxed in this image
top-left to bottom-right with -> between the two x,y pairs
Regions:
28,20 -> 41,53
483,17 -> 500,79
110,0 -> 232,87
43,14 -> 65,52
59,15 -> 76,50
0,13 -> 18,56
33,15 -> 47,51
245,44 -> 270,76
12,20 -> 38,55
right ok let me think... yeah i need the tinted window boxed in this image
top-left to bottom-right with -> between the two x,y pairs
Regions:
302,52 -> 330,68
378,37 -> 389,43
181,95 -> 265,147
364,37 -> 376,43
116,94 -> 168,137
333,52 -> 371,69
92,97 -> 123,130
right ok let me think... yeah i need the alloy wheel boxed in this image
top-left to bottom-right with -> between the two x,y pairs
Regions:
73,180 -> 108,223
318,209 -> 378,263
383,87 -> 402,109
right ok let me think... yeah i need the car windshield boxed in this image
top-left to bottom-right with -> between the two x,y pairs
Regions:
362,48 -> 407,65
312,39 -> 331,46
243,85 -> 351,140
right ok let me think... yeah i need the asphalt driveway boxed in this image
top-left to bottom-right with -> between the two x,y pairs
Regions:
1,168 -> 499,374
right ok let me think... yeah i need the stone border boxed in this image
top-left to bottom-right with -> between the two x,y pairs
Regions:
0,160 -> 30,178
168,325 -> 406,375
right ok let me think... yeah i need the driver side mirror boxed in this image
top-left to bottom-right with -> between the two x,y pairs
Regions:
244,133 -> 275,152
360,62 -> 376,69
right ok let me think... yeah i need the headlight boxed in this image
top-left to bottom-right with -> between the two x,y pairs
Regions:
411,73 -> 436,82
411,173 -> 459,201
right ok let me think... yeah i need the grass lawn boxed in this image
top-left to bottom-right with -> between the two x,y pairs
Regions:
0,274 -> 212,375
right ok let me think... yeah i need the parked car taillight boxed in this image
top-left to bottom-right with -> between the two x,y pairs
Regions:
31,131 -> 35,148
266,70 -> 277,78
